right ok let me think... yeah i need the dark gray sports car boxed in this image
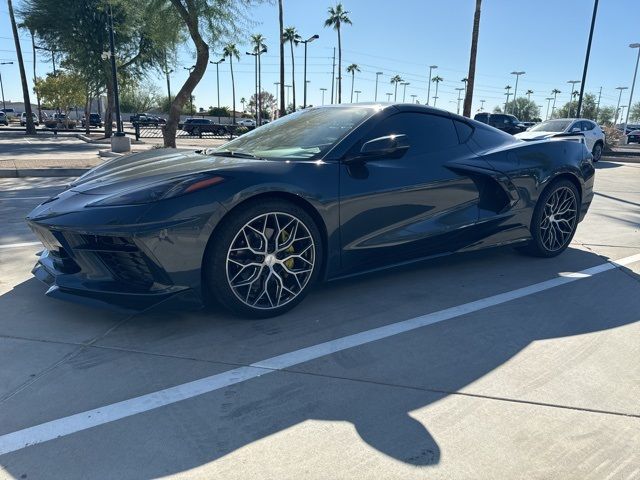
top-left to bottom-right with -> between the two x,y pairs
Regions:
26,104 -> 594,317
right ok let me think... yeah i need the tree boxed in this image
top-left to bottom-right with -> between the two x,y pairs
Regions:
223,42 -> 240,125
35,71 -> 85,119
248,91 -> 276,119
9,0 -> 35,134
207,106 -> 229,117
119,82 -> 160,113
526,89 -> 534,100
278,0 -> 285,117
431,75 -> 443,106
324,3 -> 352,104
346,63 -> 360,103
250,33 -> 267,122
628,102 -> 640,122
463,0 -> 481,117
555,92 -> 598,119
504,97 -> 540,121
597,105 -> 616,125
240,97 -> 246,112
390,75 -> 402,102
283,27 -> 300,111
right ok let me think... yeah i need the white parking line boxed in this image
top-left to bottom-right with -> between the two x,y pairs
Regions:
1,252 -> 639,456
0,241 -> 41,250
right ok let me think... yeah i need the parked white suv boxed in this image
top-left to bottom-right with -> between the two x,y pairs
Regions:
20,112 -> 39,126
515,118 -> 605,161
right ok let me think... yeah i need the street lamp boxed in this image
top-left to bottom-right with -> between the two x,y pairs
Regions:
622,43 -> 640,140
567,80 -> 581,117
510,71 -> 525,113
504,85 -> 512,112
354,90 -> 362,102
401,82 -> 410,102
209,57 -> 225,124
385,92 -> 392,102
614,86 -> 628,126
545,97 -> 554,120
426,65 -> 437,106
300,34 -> 319,108
374,72 -> 383,101
274,82 -> 280,115
410,94 -> 417,104
183,66 -> 195,115
455,87 -> 465,115
320,87 -> 327,105
285,84 -> 292,108
479,99 -> 486,111
0,61 -> 14,111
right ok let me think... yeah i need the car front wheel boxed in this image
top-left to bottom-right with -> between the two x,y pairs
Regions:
205,200 -> 322,318
592,142 -> 603,162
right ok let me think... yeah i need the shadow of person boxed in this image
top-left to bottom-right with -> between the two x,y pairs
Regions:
0,247 -> 639,478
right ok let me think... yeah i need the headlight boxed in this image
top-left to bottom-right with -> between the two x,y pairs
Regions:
86,174 -> 224,207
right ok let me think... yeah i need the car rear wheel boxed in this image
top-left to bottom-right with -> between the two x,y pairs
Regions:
192,127 -> 201,136
517,180 -> 579,258
592,142 -> 603,162
204,199 -> 323,318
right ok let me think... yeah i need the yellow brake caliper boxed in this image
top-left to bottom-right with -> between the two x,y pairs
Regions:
280,230 -> 295,269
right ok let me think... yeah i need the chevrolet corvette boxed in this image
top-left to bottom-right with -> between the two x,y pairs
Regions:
26,104 -> 594,317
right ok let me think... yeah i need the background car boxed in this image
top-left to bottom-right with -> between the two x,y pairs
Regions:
181,118 -> 226,135
515,118 -> 605,161
26,104 -> 594,319
1,107 -> 16,119
237,118 -> 257,127
473,113 -> 526,135
0,111 -> 7,126
20,112 -> 39,126
129,113 -> 166,126
627,130 -> 640,144
81,113 -> 103,127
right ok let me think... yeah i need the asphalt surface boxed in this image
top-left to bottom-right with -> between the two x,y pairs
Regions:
0,161 -> 639,479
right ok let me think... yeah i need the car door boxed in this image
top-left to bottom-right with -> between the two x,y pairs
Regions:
338,110 -> 489,272
580,120 -> 598,150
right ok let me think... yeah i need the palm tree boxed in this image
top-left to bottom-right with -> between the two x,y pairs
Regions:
526,89 -> 534,101
278,0 -> 285,117
283,27 -> 301,111
8,0 -> 35,134
504,85 -> 512,112
223,43 -> 240,125
390,75 -> 403,102
431,75 -> 443,106
324,3 -> 352,104
250,33 -> 267,122
241,97 -> 246,112
462,0 -> 482,116
346,63 -> 360,103
551,88 -> 561,117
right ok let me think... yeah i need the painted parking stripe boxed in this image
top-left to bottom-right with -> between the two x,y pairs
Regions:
1,252 -> 640,456
0,241 -> 41,250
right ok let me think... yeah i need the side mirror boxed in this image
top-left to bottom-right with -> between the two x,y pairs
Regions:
356,134 -> 410,160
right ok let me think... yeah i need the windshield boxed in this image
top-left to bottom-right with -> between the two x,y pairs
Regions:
209,106 -> 375,160
529,119 -> 572,132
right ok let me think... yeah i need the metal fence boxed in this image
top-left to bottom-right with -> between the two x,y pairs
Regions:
133,123 -> 255,141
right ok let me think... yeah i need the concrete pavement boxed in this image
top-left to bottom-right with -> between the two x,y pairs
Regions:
0,162 -> 639,479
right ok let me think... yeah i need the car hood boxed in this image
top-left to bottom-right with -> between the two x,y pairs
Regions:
69,148 -> 263,194
514,131 -> 558,141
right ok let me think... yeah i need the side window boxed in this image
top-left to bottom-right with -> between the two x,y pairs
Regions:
570,122 -> 582,132
362,112 -> 459,156
582,121 -> 594,131
454,120 -> 473,143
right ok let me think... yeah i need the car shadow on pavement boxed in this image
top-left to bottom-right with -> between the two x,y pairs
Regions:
1,247 -> 639,478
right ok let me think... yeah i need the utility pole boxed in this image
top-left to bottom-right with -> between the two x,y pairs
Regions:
330,48 -> 336,104
576,0 -> 599,118
595,86 -> 602,121
301,34 -> 319,108
320,87 -> 327,105
567,80 -> 581,117
354,90 -> 361,102
504,90 -> 512,112
510,71 -> 525,114
427,65 -> 437,106
455,87 -> 465,115
615,86 -> 628,126
374,71 -> 382,102
479,99 -> 485,111
210,58 -> 225,124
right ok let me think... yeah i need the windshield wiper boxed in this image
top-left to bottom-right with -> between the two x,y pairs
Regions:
209,150 -> 266,160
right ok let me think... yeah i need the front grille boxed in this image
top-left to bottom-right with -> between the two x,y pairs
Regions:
96,250 -> 155,291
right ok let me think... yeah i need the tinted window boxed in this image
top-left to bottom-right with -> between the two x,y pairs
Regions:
582,121 -> 594,131
362,112 -> 459,155
454,120 -> 473,143
471,124 -> 517,150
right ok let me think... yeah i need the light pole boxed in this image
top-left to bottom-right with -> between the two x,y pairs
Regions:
614,86 -> 628,126
285,84 -> 292,108
385,92 -> 392,102
620,105 -> 627,125
300,34 -> 319,109
183,66 -> 195,115
107,4 -> 123,135
0,61 -> 13,111
510,71 -> 525,114
374,72 -> 383,101
354,90 -> 362,102
504,85 -> 512,112
576,0 -> 599,118
274,82 -> 280,116
401,82 -> 410,102
320,87 -> 327,105
545,97 -> 554,120
426,65 -> 437,106
246,50 -> 259,124
567,80 -> 581,117
622,43 -> 640,140
209,57 -> 225,124
455,87 -> 465,115
410,94 -> 417,104
479,99 -> 485,111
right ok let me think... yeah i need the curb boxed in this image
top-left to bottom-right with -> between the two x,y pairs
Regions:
0,168 -> 88,178
601,155 -> 640,164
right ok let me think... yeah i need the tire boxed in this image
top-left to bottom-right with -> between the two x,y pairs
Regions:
517,180 -> 580,258
592,142 -> 603,162
204,199 -> 323,318
192,127 -> 201,136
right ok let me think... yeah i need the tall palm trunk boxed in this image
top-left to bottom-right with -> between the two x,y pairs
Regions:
230,56 -> 236,125
463,0 -> 482,117
337,22 -> 342,103
394,82 -> 398,102
434,81 -> 439,106
289,40 -> 296,111
8,0 -> 35,134
278,0 -> 285,117
350,72 -> 354,102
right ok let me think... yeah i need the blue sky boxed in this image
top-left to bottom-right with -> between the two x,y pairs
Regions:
1,0 -> 639,114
